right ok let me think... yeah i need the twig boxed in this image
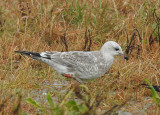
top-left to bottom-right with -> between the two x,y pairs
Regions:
87,30 -> 92,51
134,29 -> 142,58
149,24 -> 158,46
60,29 -> 68,51
153,10 -> 160,46
125,29 -> 142,58
150,9 -> 160,46
83,29 -> 88,51
83,29 -> 92,51
125,30 -> 136,55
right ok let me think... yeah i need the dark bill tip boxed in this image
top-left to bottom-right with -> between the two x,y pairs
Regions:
124,56 -> 129,60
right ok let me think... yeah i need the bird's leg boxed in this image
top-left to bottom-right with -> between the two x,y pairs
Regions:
64,74 -> 72,78
73,77 -> 83,84
64,73 -> 83,84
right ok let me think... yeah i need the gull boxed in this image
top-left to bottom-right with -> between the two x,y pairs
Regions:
15,41 -> 128,83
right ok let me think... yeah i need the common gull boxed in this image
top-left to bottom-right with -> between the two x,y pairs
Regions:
15,41 -> 128,83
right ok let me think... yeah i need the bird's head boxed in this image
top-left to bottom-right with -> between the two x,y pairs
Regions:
101,41 -> 128,60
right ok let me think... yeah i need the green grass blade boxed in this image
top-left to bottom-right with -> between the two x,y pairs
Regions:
46,93 -> 55,108
59,87 -> 75,107
25,98 -> 41,108
78,104 -> 89,114
144,79 -> 160,107
26,98 -> 49,114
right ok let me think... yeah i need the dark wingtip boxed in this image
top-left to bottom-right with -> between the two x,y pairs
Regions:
15,51 -> 40,57
15,50 -> 51,59
15,50 -> 25,55
15,50 -> 22,53
15,51 -> 29,55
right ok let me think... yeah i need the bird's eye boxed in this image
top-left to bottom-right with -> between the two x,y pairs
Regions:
115,48 -> 119,51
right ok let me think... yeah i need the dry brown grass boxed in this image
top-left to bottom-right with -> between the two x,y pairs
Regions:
0,0 -> 160,114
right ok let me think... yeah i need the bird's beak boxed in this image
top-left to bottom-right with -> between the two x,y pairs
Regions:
120,52 -> 129,60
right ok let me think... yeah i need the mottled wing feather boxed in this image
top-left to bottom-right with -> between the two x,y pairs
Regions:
49,52 -> 75,68
42,51 -> 108,79
60,51 -> 97,65
59,51 -> 106,75
50,51 -> 98,67
61,52 -> 100,75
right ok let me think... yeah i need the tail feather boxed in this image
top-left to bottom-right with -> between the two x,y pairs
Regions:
15,51 -> 41,57
15,50 -> 51,59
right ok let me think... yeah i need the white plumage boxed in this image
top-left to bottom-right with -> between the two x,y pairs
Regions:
15,41 -> 128,83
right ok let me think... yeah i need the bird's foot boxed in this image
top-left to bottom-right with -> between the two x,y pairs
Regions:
64,73 -> 83,84
64,74 -> 72,78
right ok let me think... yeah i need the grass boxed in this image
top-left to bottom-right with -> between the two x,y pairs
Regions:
0,0 -> 160,114
145,79 -> 160,107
